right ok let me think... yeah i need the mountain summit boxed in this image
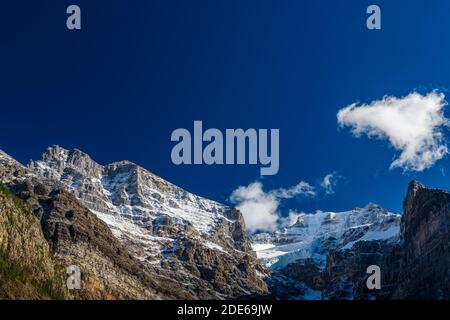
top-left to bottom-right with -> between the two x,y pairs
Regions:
252,204 -> 400,270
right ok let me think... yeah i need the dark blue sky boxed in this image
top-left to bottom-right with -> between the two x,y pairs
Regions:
2,0 -> 450,214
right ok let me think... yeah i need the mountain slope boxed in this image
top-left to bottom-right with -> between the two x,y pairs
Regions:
1,149 -> 189,299
30,146 -> 251,253
28,146 -> 267,298
0,183 -> 67,299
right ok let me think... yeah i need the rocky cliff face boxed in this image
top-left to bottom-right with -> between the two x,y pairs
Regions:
387,181 -> 450,299
0,146 -> 267,299
8,177 -> 186,299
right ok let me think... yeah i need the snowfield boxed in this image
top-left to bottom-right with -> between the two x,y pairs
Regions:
252,204 -> 401,269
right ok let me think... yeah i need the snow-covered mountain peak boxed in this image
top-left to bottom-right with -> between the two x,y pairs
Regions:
32,145 -> 102,180
29,146 -> 249,266
252,204 -> 400,270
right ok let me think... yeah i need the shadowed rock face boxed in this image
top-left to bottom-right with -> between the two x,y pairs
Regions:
388,181 -> 450,299
0,147 -> 267,299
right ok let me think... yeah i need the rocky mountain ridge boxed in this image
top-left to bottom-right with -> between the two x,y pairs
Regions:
0,146 -> 267,299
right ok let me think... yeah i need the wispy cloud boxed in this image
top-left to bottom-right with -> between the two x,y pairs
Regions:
338,91 -> 449,172
271,181 -> 316,199
321,172 -> 339,195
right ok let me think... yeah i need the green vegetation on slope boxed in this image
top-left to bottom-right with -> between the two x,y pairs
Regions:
0,183 -> 67,300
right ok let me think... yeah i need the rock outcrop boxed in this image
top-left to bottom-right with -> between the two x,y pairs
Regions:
388,181 -> 450,299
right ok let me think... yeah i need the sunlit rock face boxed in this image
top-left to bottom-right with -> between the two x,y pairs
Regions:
28,146 -> 267,298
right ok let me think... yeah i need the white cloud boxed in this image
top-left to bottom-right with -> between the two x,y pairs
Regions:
230,180 -> 315,233
230,182 -> 279,233
321,172 -> 339,195
337,91 -> 449,172
271,181 -> 316,198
